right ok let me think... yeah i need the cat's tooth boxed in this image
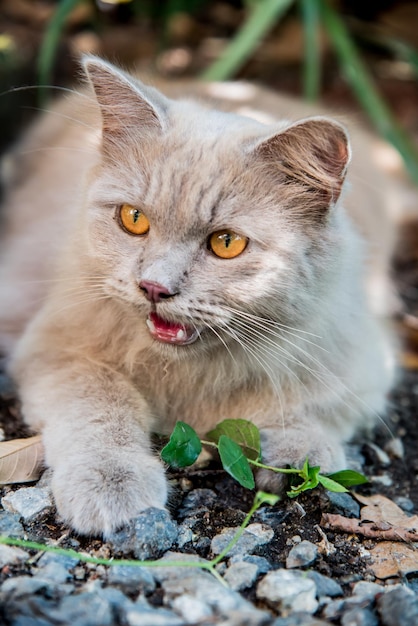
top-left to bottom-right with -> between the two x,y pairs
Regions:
176,328 -> 185,341
146,317 -> 156,333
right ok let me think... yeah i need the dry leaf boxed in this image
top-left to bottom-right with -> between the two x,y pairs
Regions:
369,542 -> 418,579
0,435 -> 44,484
321,494 -> 418,542
321,513 -> 418,541
355,494 -> 418,532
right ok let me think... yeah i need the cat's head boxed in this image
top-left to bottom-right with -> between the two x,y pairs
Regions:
82,57 -> 351,355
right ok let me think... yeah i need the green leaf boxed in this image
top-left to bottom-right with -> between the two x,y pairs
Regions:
318,475 -> 348,493
326,469 -> 368,488
255,491 -> 280,507
287,462 -> 321,497
161,421 -> 202,468
218,435 -> 255,490
207,419 -> 261,461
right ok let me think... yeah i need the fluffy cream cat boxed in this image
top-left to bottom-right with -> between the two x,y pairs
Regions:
0,57 -> 395,535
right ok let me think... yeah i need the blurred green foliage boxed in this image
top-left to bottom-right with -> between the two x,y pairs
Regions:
33,0 -> 418,184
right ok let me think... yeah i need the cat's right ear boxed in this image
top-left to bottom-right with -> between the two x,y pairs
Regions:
82,56 -> 166,141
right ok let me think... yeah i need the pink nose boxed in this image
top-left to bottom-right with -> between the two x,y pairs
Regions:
139,280 -> 175,303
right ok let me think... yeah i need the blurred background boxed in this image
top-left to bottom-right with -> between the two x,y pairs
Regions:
1,0 -> 418,183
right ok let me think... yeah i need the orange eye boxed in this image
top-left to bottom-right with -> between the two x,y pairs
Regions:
208,230 -> 248,259
119,203 -> 150,235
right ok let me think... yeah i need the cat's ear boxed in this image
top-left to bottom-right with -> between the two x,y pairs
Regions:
82,56 -> 166,139
253,117 -> 351,210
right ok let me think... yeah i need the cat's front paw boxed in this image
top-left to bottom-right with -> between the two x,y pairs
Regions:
255,426 -> 345,495
51,454 -> 167,537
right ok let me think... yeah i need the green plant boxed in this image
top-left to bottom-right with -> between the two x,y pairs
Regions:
161,419 -> 367,497
0,490 -> 278,585
37,0 -> 418,183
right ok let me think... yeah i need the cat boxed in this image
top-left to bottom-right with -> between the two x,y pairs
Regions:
0,57 -> 395,536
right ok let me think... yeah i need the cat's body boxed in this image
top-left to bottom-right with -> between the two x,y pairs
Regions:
0,58 -> 395,535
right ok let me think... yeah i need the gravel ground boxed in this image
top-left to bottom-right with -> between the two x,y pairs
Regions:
0,350 -> 417,626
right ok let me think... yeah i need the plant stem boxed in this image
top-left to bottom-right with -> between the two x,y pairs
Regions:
210,493 -> 262,566
248,458 -> 300,474
319,0 -> 418,184
201,0 -> 295,81
301,0 -> 321,101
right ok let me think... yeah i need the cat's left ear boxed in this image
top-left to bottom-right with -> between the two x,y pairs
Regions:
253,117 -> 351,209
82,56 -> 167,140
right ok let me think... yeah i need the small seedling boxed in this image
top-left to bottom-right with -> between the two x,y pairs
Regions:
161,419 -> 367,497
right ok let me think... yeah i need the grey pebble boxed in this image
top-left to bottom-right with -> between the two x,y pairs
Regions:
223,560 -> 259,590
0,510 -> 24,537
325,492 -> 360,518
352,581 -> 383,600
257,570 -> 318,614
48,590 -> 116,626
306,571 -> 343,598
0,543 -> 29,567
286,540 -> 318,568
384,437 -> 404,459
211,523 -> 274,557
344,444 -> 366,474
33,561 -> 73,584
230,553 -> 271,574
171,593 -> 212,622
107,507 -> 178,559
1,486 -> 53,522
127,604 -> 185,626
107,564 -> 156,593
377,586 -> 418,626
341,607 -> 379,626
178,488 -> 217,518
272,615 -> 329,626
37,550 -> 79,571
365,443 -> 391,467
394,495 -> 415,512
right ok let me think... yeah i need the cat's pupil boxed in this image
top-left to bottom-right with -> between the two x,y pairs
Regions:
133,210 -> 140,223
224,233 -> 232,248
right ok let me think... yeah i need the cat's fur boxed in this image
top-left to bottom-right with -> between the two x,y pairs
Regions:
0,58 -> 395,535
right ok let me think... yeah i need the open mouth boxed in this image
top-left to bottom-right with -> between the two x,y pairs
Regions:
146,312 -> 200,346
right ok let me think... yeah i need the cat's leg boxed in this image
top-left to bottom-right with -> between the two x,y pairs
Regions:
255,421 -> 345,494
13,358 -> 166,537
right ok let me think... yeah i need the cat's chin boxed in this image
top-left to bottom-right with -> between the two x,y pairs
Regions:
145,312 -> 200,346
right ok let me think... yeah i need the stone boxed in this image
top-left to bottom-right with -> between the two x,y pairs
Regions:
257,570 -> 318,614
224,560 -> 259,590
1,487 -> 53,521
0,511 -> 24,537
272,613 -> 329,625
172,594 -> 212,622
394,496 -> 415,512
286,540 -> 318,568
107,508 -> 178,560
306,571 -> 343,598
341,607 -> 379,626
33,561 -> 72,584
377,586 -> 418,626
211,523 -> 274,557
107,564 -> 155,593
352,581 -> 383,600
48,591 -> 115,626
127,604 -> 184,626
230,554 -> 271,574
325,492 -> 360,518
178,488 -> 218,518
365,443 -> 391,467
0,544 -> 29,567
37,550 -> 79,571
384,438 -> 404,459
